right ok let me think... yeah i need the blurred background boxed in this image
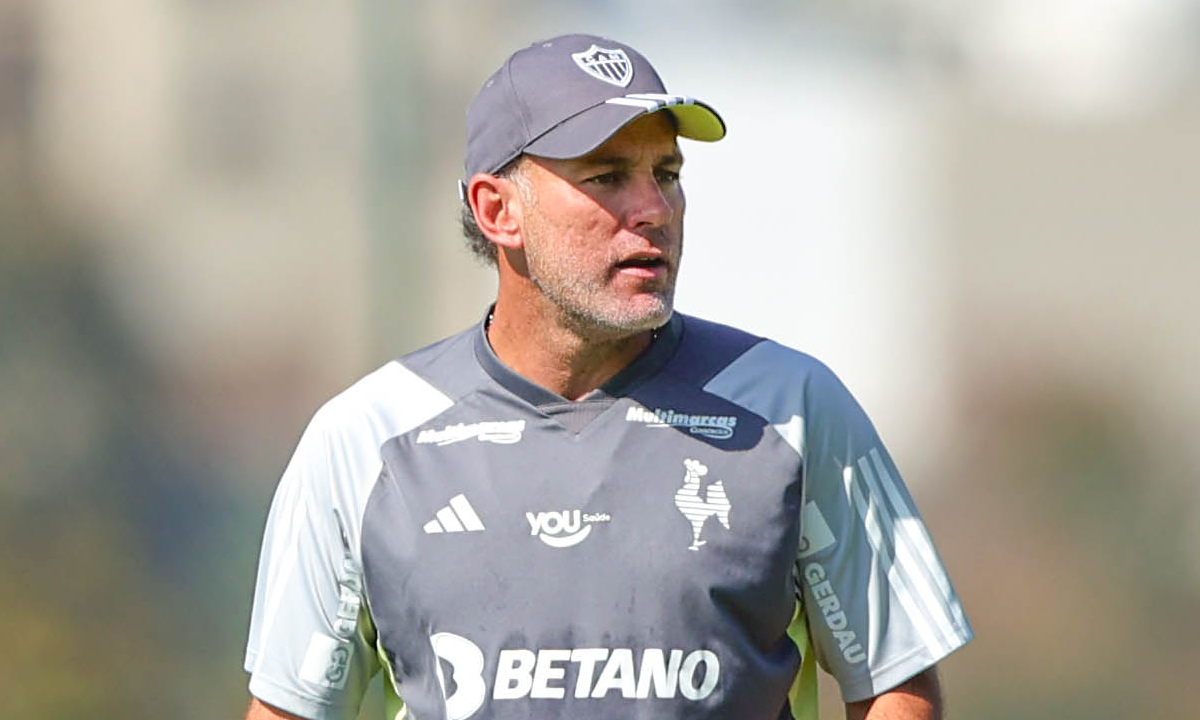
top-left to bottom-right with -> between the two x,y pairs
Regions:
2,1 -> 1198,718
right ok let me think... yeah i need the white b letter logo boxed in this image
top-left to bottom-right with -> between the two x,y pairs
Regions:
430,632 -> 486,720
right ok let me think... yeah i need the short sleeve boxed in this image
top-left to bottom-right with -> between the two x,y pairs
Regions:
244,411 -> 381,720
797,364 -> 972,702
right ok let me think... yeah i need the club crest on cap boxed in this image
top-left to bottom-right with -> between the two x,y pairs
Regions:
571,44 -> 633,88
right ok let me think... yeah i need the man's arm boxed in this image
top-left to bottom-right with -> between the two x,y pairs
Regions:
244,698 -> 310,720
845,667 -> 942,720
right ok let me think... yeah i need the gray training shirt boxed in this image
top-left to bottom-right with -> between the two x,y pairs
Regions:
244,312 -> 972,720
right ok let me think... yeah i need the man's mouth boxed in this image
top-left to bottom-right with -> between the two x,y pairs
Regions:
615,256 -> 666,270
613,254 -> 669,280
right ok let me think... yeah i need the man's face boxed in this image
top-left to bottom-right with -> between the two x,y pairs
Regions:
516,112 -> 685,339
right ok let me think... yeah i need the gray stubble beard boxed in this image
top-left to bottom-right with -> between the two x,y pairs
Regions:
526,251 -> 680,341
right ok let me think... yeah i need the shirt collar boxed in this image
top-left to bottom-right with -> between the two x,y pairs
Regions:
472,307 -> 683,406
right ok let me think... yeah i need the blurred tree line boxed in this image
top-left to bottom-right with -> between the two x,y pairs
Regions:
0,182 -> 258,719
2,0 -> 1198,717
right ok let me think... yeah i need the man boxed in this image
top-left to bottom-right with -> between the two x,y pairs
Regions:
243,34 -> 972,720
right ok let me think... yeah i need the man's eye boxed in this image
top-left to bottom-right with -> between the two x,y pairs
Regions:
655,168 -> 681,184
586,172 -> 622,185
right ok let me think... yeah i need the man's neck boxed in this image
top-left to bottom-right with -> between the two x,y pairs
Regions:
486,306 -> 655,402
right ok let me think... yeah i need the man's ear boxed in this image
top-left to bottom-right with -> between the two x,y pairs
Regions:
468,171 -> 525,251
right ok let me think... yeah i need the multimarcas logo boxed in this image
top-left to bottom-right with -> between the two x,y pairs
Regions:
526,509 -> 611,547
625,406 -> 737,440
431,632 -> 721,720
416,420 -> 525,446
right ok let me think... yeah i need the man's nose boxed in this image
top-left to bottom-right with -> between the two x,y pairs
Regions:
625,175 -> 675,230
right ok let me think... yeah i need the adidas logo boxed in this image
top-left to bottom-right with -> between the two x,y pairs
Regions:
423,494 -> 485,534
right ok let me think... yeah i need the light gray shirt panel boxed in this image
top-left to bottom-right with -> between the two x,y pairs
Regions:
704,341 -> 972,702
361,372 -> 802,719
245,362 -> 454,719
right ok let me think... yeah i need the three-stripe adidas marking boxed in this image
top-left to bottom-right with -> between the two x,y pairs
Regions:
605,93 -> 694,112
842,449 -> 969,657
424,494 -> 485,534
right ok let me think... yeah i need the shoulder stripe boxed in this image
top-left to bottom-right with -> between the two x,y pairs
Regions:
841,463 -> 946,657
843,454 -> 969,657
864,450 -> 961,617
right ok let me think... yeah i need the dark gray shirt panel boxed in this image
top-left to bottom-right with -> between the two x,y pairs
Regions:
668,314 -> 766,388
361,312 -> 805,720
400,322 -> 492,402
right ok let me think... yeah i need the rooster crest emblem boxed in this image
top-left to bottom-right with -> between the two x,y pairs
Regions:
673,459 -> 731,550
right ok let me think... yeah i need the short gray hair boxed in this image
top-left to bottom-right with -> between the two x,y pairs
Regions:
459,159 -> 530,267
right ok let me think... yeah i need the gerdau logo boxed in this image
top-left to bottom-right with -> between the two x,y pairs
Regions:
526,509 -> 611,548
431,632 -> 720,719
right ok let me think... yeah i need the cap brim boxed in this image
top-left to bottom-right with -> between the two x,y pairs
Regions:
523,97 -> 725,161
667,102 -> 726,143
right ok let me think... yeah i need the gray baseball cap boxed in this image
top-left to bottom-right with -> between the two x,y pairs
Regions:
463,34 -> 725,182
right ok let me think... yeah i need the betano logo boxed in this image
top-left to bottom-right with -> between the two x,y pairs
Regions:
625,406 -> 737,440
417,420 -> 525,446
431,632 -> 720,720
526,509 -> 611,548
